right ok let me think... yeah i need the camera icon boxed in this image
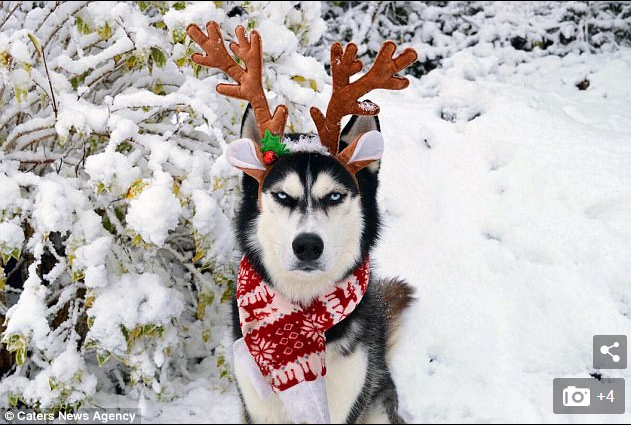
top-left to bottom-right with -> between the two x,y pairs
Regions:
563,386 -> 590,407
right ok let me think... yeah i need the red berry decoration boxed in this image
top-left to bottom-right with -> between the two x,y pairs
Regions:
263,150 -> 278,164
260,130 -> 288,165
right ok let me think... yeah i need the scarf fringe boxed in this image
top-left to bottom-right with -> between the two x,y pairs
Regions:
270,352 -> 327,393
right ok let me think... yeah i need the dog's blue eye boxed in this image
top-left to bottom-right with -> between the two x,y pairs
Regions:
272,191 -> 297,208
326,192 -> 344,204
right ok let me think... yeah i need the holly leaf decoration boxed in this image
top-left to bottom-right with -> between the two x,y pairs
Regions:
260,130 -> 289,157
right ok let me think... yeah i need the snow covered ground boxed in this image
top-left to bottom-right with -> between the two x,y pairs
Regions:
375,47 -> 631,424
125,47 -> 631,423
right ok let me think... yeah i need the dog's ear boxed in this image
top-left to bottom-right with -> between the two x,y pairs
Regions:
339,114 -> 381,172
240,103 -> 261,142
337,130 -> 384,175
225,138 -> 267,182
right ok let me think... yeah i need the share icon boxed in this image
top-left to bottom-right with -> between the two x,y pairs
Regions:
593,335 -> 627,370
600,342 -> 621,363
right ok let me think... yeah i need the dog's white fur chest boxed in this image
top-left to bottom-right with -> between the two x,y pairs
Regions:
234,342 -> 368,424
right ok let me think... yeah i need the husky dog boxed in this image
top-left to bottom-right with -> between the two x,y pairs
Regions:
185,18 -> 417,424
231,106 -> 414,424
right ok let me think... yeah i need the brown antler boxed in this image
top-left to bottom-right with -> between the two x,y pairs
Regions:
187,21 -> 288,138
311,41 -> 418,154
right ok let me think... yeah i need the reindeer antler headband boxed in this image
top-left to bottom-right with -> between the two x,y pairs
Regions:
186,21 -> 417,184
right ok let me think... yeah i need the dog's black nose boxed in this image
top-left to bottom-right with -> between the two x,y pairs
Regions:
292,233 -> 324,262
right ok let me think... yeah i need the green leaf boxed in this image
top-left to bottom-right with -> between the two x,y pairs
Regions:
101,216 -> 114,235
126,54 -> 138,71
75,16 -> 92,35
15,86 -> 28,103
70,72 -> 87,90
172,29 -> 187,44
97,22 -> 112,40
174,56 -> 188,67
116,141 -> 133,154
150,47 -> 167,69
291,75 -> 318,91
202,328 -> 211,343
121,325 -> 130,342
16,346 -> 27,366
8,393 -> 20,407
3,333 -> 27,353
96,182 -> 107,194
192,63 -> 202,78
192,248 -> 205,264
196,291 -> 215,320
71,269 -> 85,282
28,33 -> 42,58
130,235 -> 144,248
83,339 -> 97,350
260,130 -> 290,156
96,351 -> 110,366
152,83 -> 165,96
126,179 -> 148,200
220,287 -> 234,304
114,206 -> 126,223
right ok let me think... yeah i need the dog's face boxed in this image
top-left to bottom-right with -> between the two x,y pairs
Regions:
234,107 -> 382,303
255,153 -> 364,301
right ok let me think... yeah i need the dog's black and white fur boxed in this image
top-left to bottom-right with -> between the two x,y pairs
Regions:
230,106 -> 413,424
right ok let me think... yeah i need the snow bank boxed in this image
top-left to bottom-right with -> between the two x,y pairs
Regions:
373,49 -> 631,424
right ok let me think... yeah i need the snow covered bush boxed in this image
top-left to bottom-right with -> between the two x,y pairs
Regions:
320,2 -> 631,76
0,1 -> 326,410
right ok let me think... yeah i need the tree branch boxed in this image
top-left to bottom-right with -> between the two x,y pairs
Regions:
0,1 -> 20,31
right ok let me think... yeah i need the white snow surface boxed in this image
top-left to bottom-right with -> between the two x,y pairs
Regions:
99,48 -> 630,423
85,150 -> 141,196
374,49 -> 631,424
0,173 -> 21,211
3,264 -> 50,350
0,221 -> 24,252
126,181 -> 182,247
86,273 -> 184,356
24,344 -> 97,409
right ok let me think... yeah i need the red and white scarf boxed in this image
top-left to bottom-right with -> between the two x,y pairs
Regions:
236,256 -> 370,393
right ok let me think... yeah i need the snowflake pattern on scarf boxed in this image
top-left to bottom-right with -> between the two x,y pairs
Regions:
237,256 -> 370,393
